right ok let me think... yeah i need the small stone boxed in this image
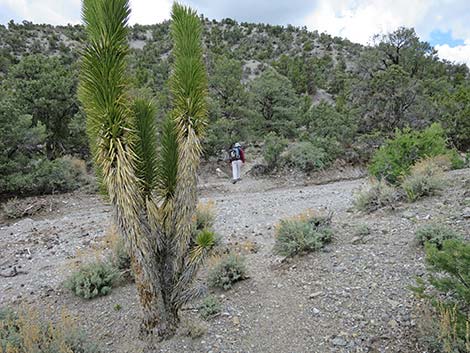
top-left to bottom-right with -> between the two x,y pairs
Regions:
232,316 -> 240,325
311,308 -> 321,315
388,319 -> 398,329
309,291 -> 323,299
351,236 -> 362,244
332,337 -> 347,346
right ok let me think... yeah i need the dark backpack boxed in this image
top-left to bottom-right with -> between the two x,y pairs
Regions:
229,147 -> 240,160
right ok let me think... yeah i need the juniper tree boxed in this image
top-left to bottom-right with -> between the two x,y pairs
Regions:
79,0 -> 213,338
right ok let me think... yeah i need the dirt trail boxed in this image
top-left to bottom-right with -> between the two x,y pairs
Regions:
1,170 -> 469,353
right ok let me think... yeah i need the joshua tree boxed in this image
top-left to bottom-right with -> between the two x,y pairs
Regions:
79,0 -> 213,338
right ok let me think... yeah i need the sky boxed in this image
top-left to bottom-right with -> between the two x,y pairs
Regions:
0,0 -> 469,66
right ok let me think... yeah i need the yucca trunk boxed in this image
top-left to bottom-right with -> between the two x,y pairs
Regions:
79,0 -> 211,339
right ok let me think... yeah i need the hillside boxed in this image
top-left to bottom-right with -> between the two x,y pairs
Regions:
1,18 -> 469,195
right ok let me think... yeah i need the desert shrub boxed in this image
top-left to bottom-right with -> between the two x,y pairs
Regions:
0,307 -> 99,353
262,132 -> 287,169
412,239 -> 470,353
2,156 -> 89,196
198,295 -> 222,319
1,197 -> 51,219
180,319 -> 207,339
415,224 -> 462,249
273,211 -> 333,257
194,200 -> 216,231
65,261 -> 119,299
401,157 -> 448,202
32,156 -> 88,194
102,226 -> 131,273
110,236 -> 131,271
208,254 -> 247,290
283,141 -> 331,173
353,224 -> 371,237
369,123 -> 459,184
353,179 -> 400,212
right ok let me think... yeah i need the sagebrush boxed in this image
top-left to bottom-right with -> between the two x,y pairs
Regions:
401,157 -> 448,202
198,295 -> 222,319
354,179 -> 400,212
208,254 -> 247,290
415,224 -> 461,249
65,260 -> 119,299
273,210 -> 333,257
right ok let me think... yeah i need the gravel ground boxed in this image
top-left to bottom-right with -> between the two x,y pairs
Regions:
1,169 -> 469,353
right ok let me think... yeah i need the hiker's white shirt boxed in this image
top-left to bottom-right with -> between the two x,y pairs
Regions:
231,160 -> 242,180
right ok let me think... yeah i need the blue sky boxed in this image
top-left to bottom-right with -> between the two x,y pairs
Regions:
0,0 -> 469,65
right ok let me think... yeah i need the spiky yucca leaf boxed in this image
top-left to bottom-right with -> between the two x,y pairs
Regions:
132,98 -> 158,198
156,116 -> 178,205
169,3 -> 209,281
79,0 -> 143,253
195,229 -> 216,249
170,3 -> 208,137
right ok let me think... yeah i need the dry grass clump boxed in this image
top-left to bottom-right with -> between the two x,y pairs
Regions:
401,157 -> 448,202
353,179 -> 400,213
0,307 -> 99,353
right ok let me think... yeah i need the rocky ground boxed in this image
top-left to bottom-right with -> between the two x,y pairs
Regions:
1,168 -> 469,353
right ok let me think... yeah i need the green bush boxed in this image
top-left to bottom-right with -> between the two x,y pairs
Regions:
415,224 -> 462,249
262,132 -> 287,169
198,295 -> 222,319
353,179 -> 400,212
369,123 -> 459,184
412,240 -> 470,352
0,307 -> 99,353
208,254 -> 247,290
65,261 -> 119,299
283,141 -> 331,173
2,156 -> 89,196
401,157 -> 448,202
273,211 -> 333,257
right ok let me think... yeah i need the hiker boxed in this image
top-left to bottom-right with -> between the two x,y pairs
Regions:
229,142 -> 245,184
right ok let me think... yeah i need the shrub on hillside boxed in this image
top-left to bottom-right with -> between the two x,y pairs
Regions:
369,123 -> 462,184
0,307 -> 99,353
412,239 -> 470,352
65,261 -> 119,299
283,141 -> 331,173
415,224 -> 462,249
262,132 -> 288,169
273,211 -> 333,257
401,157 -> 448,202
353,179 -> 400,212
198,295 -> 222,319
1,197 -> 51,219
208,254 -> 247,290
2,156 -> 89,196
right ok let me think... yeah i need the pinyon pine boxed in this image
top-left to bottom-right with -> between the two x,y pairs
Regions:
79,0 -> 213,338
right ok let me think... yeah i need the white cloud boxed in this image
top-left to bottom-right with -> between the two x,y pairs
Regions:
0,0 -> 81,24
302,0 -> 470,66
302,0 -> 434,45
435,40 -> 470,66
0,0 -> 172,25
128,0 -> 171,25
